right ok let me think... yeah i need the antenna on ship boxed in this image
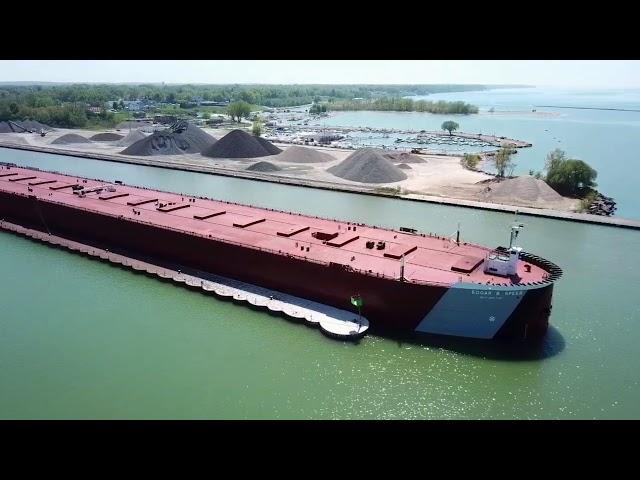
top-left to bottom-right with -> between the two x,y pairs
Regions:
509,209 -> 525,251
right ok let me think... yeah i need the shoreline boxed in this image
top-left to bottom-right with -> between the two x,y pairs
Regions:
1,141 -> 638,230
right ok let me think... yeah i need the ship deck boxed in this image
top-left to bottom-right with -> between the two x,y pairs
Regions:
0,165 -> 550,287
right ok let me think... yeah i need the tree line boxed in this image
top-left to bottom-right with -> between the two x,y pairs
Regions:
0,83 -> 488,112
327,98 -> 479,114
0,83 -> 489,129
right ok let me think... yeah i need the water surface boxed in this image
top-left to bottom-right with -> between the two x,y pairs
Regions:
0,145 -> 638,419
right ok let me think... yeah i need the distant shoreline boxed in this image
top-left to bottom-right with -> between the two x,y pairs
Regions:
535,105 -> 640,113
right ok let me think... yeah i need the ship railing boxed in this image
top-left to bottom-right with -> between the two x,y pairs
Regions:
10,162 -> 482,248
4,164 -> 483,250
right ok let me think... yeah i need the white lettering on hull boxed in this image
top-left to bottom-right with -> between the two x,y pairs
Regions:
415,283 -> 526,339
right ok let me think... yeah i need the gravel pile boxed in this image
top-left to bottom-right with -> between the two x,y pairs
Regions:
50,134 -> 92,145
171,121 -> 217,152
120,131 -> 198,156
202,129 -> 282,158
0,120 -> 52,133
327,148 -> 408,184
117,121 -> 153,131
274,145 -> 334,163
383,151 -> 426,164
485,176 -> 565,204
20,120 -> 52,131
246,161 -> 282,172
397,163 -> 412,170
90,132 -> 124,141
116,129 -> 147,147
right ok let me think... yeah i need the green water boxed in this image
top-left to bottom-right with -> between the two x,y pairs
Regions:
1,148 -> 639,419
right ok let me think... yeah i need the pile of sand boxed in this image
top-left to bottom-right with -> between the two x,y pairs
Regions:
0,120 -> 52,133
90,132 -> 124,141
51,134 -> 92,145
397,163 -> 412,170
484,176 -> 565,204
120,131 -> 198,156
275,145 -> 334,163
0,135 -> 28,145
246,161 -> 282,172
116,129 -> 147,147
327,148 -> 408,184
202,129 -> 282,159
383,151 -> 426,164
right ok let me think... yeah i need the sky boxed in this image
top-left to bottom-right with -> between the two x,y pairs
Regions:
0,60 -> 639,88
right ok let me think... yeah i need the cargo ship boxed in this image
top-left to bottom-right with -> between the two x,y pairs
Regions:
0,163 -> 562,341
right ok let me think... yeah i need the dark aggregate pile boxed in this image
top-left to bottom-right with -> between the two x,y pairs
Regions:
397,163 -> 412,170
171,121 -> 217,152
274,145 -> 334,163
202,129 -> 282,159
327,148 -> 408,184
0,120 -> 52,133
121,131 -> 199,156
383,151 -> 426,164
90,132 -> 124,141
50,134 -> 92,145
246,161 -> 282,172
117,121 -> 153,131
21,120 -> 52,131
116,129 -> 147,147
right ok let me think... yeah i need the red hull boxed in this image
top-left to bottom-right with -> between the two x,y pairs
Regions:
0,165 -> 562,341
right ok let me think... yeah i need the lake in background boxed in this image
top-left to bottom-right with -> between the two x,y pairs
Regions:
315,87 -> 640,219
0,147 -> 638,419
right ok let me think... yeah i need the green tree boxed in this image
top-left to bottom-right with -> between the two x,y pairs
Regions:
545,148 -> 567,172
119,99 -> 125,110
9,102 -> 19,115
441,120 -> 459,135
112,101 -> 119,110
494,147 -> 516,177
252,120 -> 263,136
546,156 -> 597,196
309,102 -> 327,114
461,153 -> 481,170
202,112 -> 211,120
227,101 -> 251,122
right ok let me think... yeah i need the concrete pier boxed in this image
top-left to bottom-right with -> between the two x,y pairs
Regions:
1,143 -> 638,230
